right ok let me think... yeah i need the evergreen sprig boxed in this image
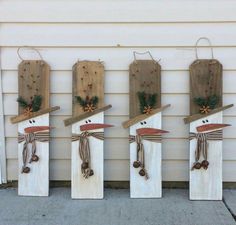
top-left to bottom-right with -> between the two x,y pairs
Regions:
194,95 -> 219,109
137,91 -> 157,114
17,95 -> 42,112
75,95 -> 99,109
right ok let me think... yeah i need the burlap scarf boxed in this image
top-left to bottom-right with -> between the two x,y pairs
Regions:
189,130 -> 223,170
18,132 -> 50,173
129,134 -> 162,179
72,131 -> 104,179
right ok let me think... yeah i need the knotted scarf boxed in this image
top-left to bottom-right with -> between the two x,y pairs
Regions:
189,130 -> 223,170
18,132 -> 50,173
72,131 -> 104,179
129,134 -> 162,179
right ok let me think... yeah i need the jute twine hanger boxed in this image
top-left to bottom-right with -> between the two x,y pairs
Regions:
133,51 -> 160,64
195,37 -> 215,60
17,46 -> 43,61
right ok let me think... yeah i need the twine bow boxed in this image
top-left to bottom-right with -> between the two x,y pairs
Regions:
129,134 -> 162,179
18,132 -> 49,173
189,130 -> 222,170
72,131 -> 104,179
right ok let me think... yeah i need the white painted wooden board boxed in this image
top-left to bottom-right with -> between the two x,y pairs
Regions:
71,112 -> 104,199
130,112 -> 162,198
190,112 -> 223,200
18,113 -> 49,196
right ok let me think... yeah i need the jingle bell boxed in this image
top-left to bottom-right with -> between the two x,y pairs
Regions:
31,154 -> 39,162
22,167 -> 30,174
81,162 -> 89,169
201,160 -> 209,169
139,169 -> 146,176
194,162 -> 202,170
89,169 -> 94,176
133,161 -> 141,168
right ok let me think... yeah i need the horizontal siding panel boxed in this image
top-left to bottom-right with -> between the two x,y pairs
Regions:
3,70 -> 236,94
6,137 -> 236,161
2,47 -> 236,71
2,23 -> 236,47
5,115 -> 236,139
1,1 -> 236,23
6,159 -> 236,181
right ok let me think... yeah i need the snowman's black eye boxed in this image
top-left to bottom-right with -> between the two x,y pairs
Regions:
140,122 -> 143,125
85,121 -> 88,124
144,121 -> 147,124
202,120 -> 205,123
88,119 -> 91,123
29,120 -> 32,124
32,120 -> 35,123
206,119 -> 209,122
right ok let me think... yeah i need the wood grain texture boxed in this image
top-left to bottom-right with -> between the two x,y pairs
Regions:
190,112 -> 223,200
18,113 -> 49,196
71,112 -> 104,199
130,112 -> 162,198
129,60 -> 161,118
11,106 -> 60,124
189,59 -> 222,115
123,104 -> 170,128
72,61 -> 104,117
64,105 -> 111,126
18,60 -> 50,114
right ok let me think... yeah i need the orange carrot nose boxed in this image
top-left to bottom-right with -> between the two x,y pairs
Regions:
136,128 -> 169,136
197,123 -> 231,132
24,126 -> 51,133
80,123 -> 114,131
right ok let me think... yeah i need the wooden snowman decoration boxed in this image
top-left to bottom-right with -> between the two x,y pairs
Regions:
123,51 -> 170,198
10,47 -> 60,196
184,38 -> 233,200
64,61 -> 113,199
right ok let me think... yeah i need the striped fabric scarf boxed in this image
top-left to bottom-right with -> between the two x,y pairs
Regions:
18,132 -> 49,173
129,134 -> 162,180
189,130 -> 223,170
72,131 -> 104,179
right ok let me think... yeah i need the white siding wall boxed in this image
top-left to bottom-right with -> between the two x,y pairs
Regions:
1,0 -> 236,181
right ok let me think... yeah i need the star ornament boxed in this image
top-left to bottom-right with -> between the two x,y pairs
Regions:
23,106 -> 33,116
84,103 -> 96,112
199,105 -> 211,114
143,106 -> 153,115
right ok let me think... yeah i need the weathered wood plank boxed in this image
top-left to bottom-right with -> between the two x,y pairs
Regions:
18,60 -> 50,114
72,61 -> 104,116
129,60 -> 161,118
189,59 -> 222,115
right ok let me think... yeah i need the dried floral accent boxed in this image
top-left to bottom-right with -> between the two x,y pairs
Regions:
143,106 -> 153,115
199,105 -> 211,114
75,95 -> 98,112
137,91 -> 157,115
194,95 -> 219,114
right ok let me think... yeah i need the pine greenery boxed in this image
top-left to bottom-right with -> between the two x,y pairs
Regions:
17,95 -> 42,112
75,95 -> 99,108
194,95 -> 219,109
137,91 -> 157,114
